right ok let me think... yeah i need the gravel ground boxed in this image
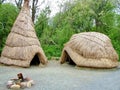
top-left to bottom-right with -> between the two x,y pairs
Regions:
0,60 -> 120,90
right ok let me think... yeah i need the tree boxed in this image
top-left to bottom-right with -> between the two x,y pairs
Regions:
53,0 -> 94,32
31,0 -> 38,22
49,0 -> 120,59
15,0 -> 23,9
0,0 -> 5,4
35,6 -> 51,38
0,3 -> 19,53
89,0 -> 115,32
115,0 -> 120,13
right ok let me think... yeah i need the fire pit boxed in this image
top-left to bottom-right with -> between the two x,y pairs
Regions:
7,73 -> 34,89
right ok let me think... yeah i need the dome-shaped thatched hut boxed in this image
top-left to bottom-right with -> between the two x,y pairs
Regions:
60,32 -> 119,68
0,0 -> 47,67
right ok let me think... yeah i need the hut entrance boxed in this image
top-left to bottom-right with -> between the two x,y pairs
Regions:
30,54 -> 40,66
65,51 -> 76,66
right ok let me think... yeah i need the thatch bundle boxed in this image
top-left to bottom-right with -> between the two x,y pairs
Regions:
60,32 -> 119,68
0,0 -> 47,67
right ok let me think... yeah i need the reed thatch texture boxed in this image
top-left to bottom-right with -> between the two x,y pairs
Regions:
60,32 -> 119,68
0,0 -> 47,67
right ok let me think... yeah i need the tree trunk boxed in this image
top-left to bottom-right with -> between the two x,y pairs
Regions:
32,0 -> 38,22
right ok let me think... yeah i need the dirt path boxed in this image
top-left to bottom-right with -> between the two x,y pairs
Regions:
0,60 -> 120,90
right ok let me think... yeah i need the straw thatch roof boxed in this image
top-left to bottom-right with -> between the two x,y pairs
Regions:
60,32 -> 119,68
0,0 -> 47,67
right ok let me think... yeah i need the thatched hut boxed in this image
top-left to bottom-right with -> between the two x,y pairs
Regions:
60,32 -> 119,68
0,0 -> 47,67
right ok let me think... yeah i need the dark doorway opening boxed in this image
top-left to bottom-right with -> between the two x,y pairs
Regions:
65,51 -> 76,66
30,54 -> 40,66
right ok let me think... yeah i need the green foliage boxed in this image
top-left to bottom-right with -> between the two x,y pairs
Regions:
109,32 -> 120,59
53,24 -> 74,46
40,25 -> 74,59
35,0 -> 120,60
42,45 -> 60,60
35,6 -> 75,59
35,6 -> 51,37
0,3 -> 19,54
